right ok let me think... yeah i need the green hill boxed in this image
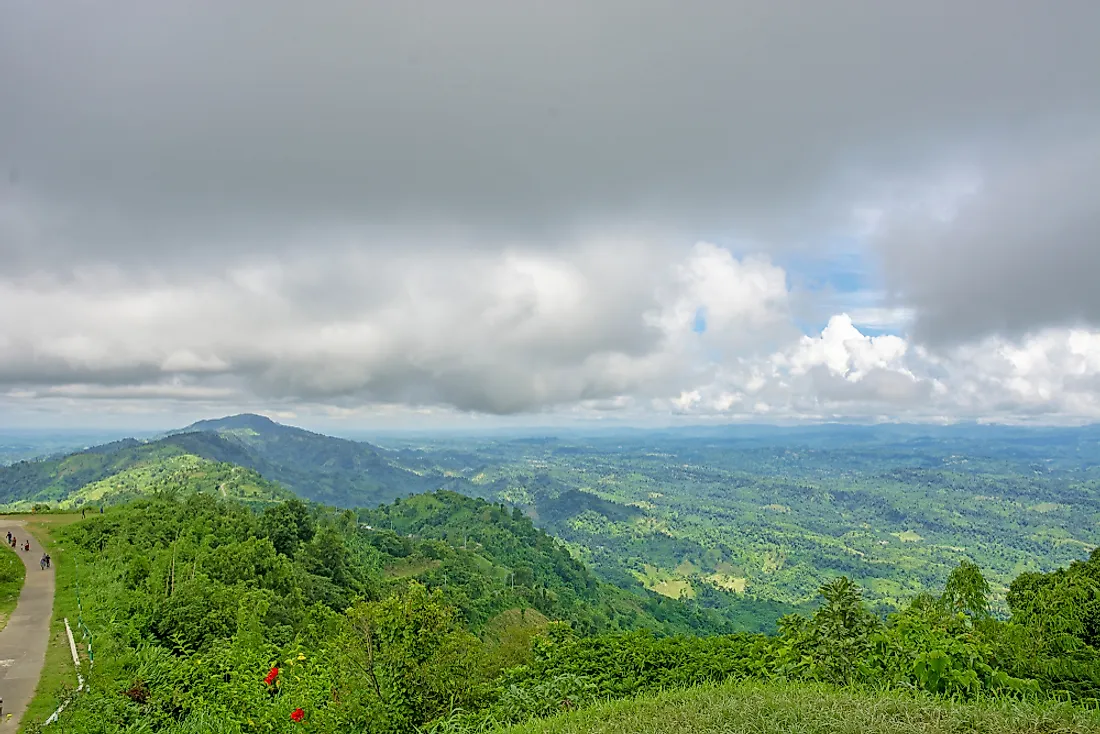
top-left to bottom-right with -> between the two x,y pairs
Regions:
359,490 -> 797,635
30,491 -> 1100,733
57,454 -> 294,509
0,414 -> 466,509
170,413 -> 467,505
0,437 -> 189,506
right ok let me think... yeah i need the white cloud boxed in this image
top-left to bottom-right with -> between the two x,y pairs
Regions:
3,234 -> 1100,427
783,315 -> 910,381
0,241 -> 788,416
659,316 -> 1100,424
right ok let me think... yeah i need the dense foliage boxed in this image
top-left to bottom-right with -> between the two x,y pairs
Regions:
381,424 -> 1100,612
0,414 -> 455,509
173,414 -> 466,505
10,417 -> 1100,625
34,491 -> 1100,733
358,491 -> 795,635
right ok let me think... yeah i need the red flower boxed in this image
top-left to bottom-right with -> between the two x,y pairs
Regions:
290,708 -> 305,723
263,667 -> 279,686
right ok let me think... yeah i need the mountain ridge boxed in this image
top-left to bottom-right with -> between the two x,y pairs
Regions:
0,413 -> 456,508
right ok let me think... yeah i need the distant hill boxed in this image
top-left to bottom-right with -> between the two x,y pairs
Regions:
0,413 -> 471,509
170,413 -> 475,506
59,455 -> 294,509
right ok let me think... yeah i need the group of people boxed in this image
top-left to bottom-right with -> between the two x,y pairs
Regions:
5,531 -> 52,569
5,531 -> 29,552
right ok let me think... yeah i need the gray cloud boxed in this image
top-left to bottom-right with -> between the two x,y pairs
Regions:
0,242 -> 792,414
2,1 -> 1100,423
3,2 -> 1098,268
875,134 -> 1100,343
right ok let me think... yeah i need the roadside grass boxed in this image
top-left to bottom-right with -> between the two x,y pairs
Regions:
0,540 -> 27,633
6,513 -> 85,733
493,679 -> 1100,734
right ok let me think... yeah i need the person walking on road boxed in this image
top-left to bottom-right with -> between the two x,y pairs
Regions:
39,554 -> 46,571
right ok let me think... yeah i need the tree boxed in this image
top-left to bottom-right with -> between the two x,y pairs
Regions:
345,583 -> 484,731
942,560 -> 991,620
260,498 -> 316,558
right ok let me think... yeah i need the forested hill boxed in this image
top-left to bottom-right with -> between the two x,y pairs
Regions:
0,414 -> 465,508
169,413 -> 475,505
43,492 -> 1100,733
358,491 -> 797,634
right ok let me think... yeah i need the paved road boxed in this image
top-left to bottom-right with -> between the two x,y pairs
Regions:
0,524 -> 55,730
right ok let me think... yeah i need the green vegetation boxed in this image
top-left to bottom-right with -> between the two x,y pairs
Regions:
0,539 -> 26,631
11,417 -> 1099,624
0,414 -> 461,510
379,425 -> 1100,613
23,491 -> 1100,733
59,455 -> 294,509
0,451 -> 292,512
15,512 -> 85,733
9,419 -> 1100,731
173,414 -> 465,505
492,680 -> 1100,734
357,491 -> 792,635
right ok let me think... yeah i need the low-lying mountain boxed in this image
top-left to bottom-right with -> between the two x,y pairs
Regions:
170,413 -> 474,505
60,455 -> 294,509
0,413 -> 468,509
0,433 -> 293,509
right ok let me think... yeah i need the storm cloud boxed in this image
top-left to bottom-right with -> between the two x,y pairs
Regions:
1,1 -> 1099,425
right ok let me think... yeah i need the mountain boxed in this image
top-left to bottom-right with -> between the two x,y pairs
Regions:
59,454 -> 294,509
0,414 -> 469,509
171,413 -> 474,505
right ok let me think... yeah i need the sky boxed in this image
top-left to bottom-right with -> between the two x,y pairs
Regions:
2,1 -> 1100,431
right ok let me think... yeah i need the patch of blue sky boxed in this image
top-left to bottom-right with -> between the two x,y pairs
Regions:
778,237 -> 878,295
698,236 -> 906,339
692,307 -> 708,334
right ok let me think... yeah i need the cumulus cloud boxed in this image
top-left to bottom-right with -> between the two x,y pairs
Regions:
0,242 -> 791,415
658,316 -> 1100,424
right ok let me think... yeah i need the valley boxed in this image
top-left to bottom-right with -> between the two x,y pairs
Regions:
5,416 -> 1100,620
363,423 -> 1100,612
6,416 -> 1100,732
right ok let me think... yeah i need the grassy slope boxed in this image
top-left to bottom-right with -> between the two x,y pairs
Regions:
11,513 -> 85,733
0,540 -> 26,632
495,680 -> 1100,734
58,454 -> 294,508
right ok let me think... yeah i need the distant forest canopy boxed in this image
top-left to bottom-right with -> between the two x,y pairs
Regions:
43,492 -> 1100,732
4,415 -> 1100,619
